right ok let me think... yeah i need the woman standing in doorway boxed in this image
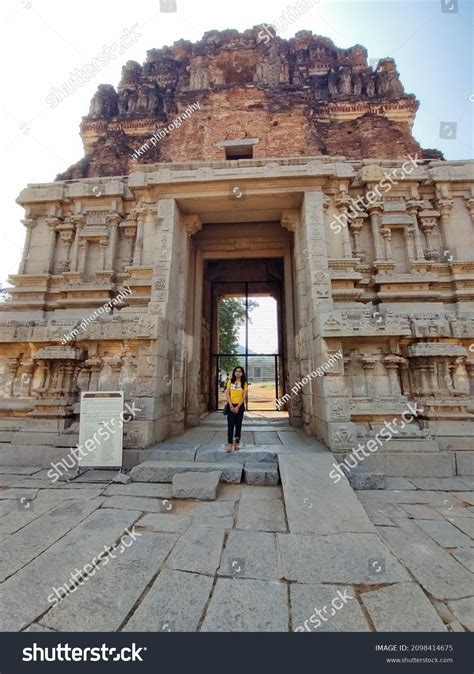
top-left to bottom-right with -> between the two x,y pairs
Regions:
225,366 -> 248,452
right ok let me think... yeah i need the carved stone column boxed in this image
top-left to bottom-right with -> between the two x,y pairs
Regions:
19,218 -> 35,274
361,355 -> 377,397
419,211 -> 439,260
132,204 -> 146,266
106,213 -> 121,270
98,237 -> 108,270
5,358 -> 19,396
436,196 -> 453,252
45,217 -> 61,274
349,215 -> 365,260
334,192 -> 354,258
120,220 -> 137,266
406,199 -> 425,261
367,202 -> 384,261
70,215 -> 85,272
380,227 -> 393,261
383,354 -> 403,396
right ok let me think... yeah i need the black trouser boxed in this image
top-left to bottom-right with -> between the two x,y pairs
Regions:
227,404 -> 245,443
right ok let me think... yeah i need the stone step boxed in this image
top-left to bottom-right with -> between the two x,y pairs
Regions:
244,463 -> 280,486
131,460 -> 242,484
172,471 -> 222,500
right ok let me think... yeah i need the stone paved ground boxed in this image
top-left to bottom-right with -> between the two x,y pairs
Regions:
0,466 -> 473,632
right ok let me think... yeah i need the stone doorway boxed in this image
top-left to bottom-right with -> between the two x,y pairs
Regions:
206,261 -> 285,412
184,221 -> 295,428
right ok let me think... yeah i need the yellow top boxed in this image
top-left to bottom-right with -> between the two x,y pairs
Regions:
226,381 -> 248,405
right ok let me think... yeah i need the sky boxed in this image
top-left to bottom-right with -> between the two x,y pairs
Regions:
0,0 -> 472,291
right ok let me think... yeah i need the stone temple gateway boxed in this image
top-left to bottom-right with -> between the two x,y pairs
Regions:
1,27 -> 473,476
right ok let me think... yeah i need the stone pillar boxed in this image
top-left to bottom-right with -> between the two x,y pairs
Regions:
19,218 -> 35,274
368,203 -> 384,261
334,192 -> 354,258
362,355 -> 377,397
106,214 -> 121,270
349,216 -> 365,260
71,215 -> 85,272
5,358 -> 19,396
384,355 -> 402,396
436,196 -> 453,251
406,200 -> 425,261
98,237 -> 108,270
132,205 -> 146,267
45,217 -> 60,274
419,211 -> 439,260
380,227 -> 393,261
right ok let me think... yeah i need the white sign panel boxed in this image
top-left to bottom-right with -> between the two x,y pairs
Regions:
78,392 -> 124,468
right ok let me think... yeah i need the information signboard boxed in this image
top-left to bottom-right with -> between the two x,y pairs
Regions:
78,391 -> 124,468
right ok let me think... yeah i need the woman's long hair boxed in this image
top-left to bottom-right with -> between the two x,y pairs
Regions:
230,366 -> 247,387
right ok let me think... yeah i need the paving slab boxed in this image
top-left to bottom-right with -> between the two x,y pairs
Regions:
123,570 -> 213,632
447,598 -> 474,631
456,492 -> 474,506
0,497 -> 104,582
25,623 -> 56,632
459,477 -> 474,489
0,475 -> 25,487
166,527 -> 225,575
136,513 -> 192,533
446,517 -> 474,539
278,532 -> 410,584
41,532 -> 178,632
360,583 -> 446,632
236,498 -> 286,532
131,461 -> 242,484
216,484 -> 242,501
171,500 -> 235,519
172,471 -> 221,500
291,584 -> 369,632
239,484 -> 282,500
0,488 -> 38,500
409,478 -> 472,491
358,491 -> 458,506
72,470 -> 119,483
244,463 -> 279,486
195,447 -> 278,464
102,495 -> 175,514
254,432 -> 282,445
451,548 -> 474,572
279,454 -> 376,535
414,519 -> 473,548
378,520 -> 474,600
400,504 -> 445,520
0,508 -> 142,631
219,530 -> 282,580
0,488 -> 103,535
384,477 -> 416,490
0,466 -> 42,475
201,578 -> 288,632
103,483 -> 172,498
191,515 -> 234,529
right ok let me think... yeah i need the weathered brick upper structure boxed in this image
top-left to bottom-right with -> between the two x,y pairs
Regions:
58,27 -> 440,180
1,28 -> 473,478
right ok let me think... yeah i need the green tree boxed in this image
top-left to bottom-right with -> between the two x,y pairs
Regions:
218,297 -> 256,373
